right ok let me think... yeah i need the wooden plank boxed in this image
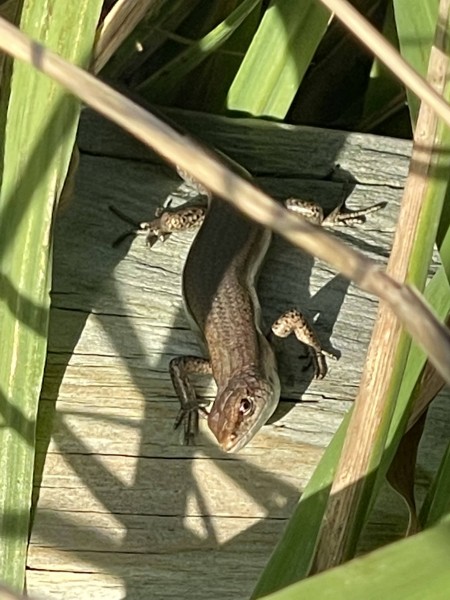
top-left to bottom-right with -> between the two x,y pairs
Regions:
27,109 -> 449,599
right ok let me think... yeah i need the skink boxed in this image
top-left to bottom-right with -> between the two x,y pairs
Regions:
178,191 -> 281,452
134,159 -> 285,452
116,153 -> 383,452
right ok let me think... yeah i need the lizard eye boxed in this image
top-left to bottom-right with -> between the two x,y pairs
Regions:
239,397 -> 254,416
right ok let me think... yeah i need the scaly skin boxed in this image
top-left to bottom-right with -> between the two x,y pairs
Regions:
128,158 -> 384,452
182,196 -> 280,452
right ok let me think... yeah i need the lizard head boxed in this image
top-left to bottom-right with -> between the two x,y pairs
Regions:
208,370 -> 280,452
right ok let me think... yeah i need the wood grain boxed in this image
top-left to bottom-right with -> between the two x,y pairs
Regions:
27,109 -> 449,599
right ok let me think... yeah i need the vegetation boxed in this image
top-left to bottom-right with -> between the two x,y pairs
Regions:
0,0 -> 449,597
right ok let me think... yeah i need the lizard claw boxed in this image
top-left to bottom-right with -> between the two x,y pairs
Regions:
174,403 -> 209,446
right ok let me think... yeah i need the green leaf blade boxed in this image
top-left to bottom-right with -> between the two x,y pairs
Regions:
0,0 -> 103,589
262,517 -> 450,600
227,0 -> 329,118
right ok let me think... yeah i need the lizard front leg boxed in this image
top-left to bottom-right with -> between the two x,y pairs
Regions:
111,201 -> 212,444
110,199 -> 207,247
284,197 -> 386,226
170,356 -> 212,445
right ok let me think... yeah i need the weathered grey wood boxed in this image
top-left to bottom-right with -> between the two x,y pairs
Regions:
27,109 -> 449,600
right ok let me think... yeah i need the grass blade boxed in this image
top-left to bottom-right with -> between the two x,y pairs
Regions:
420,441 -> 450,527
136,0 -> 260,101
0,0 -> 102,589
316,0 -> 450,127
311,0 -> 450,571
0,17 -> 449,384
227,0 -> 330,117
393,0 -> 439,123
261,516 -> 450,600
252,266 -> 450,597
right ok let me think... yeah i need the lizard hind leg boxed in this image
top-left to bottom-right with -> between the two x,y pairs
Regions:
271,308 -> 336,380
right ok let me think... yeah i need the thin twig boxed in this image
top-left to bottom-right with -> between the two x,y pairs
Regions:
93,0 -> 158,73
0,17 -> 449,386
318,0 -> 450,127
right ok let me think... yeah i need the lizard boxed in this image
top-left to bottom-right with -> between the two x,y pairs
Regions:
112,153 -> 384,452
